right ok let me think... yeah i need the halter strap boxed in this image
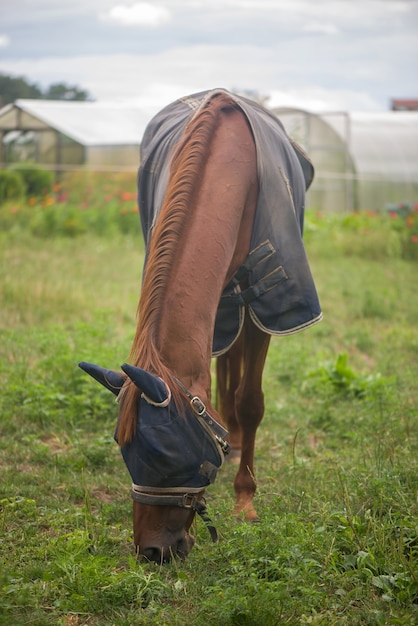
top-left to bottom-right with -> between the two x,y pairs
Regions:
174,378 -> 231,455
131,484 -> 218,542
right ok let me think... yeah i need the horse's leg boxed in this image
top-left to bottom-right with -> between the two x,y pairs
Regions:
216,336 -> 244,463
233,315 -> 270,521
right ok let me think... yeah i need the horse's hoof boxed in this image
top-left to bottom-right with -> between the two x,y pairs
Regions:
234,514 -> 260,524
233,505 -> 259,523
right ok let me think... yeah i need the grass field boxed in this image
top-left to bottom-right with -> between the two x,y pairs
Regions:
1,193 -> 417,625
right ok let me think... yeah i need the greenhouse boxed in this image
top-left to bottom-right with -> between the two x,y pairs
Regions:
0,98 -> 417,213
274,107 -> 418,212
0,99 -> 155,171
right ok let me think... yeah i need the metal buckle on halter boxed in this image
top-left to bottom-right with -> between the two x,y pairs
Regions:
190,396 -> 206,416
215,435 -> 231,455
182,493 -> 197,508
190,395 -> 230,455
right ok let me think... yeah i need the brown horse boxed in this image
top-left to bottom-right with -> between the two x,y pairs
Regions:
80,89 -> 321,563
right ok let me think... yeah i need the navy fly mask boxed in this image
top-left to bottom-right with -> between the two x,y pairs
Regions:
78,361 -> 229,539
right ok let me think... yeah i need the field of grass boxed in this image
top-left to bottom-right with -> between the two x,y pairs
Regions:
1,179 -> 417,625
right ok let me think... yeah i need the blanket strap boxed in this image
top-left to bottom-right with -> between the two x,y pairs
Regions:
219,240 -> 288,308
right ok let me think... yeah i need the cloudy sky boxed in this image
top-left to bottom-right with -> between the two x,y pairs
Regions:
0,0 -> 417,113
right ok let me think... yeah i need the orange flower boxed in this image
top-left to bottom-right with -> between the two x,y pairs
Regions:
42,196 -> 55,207
121,191 -> 136,201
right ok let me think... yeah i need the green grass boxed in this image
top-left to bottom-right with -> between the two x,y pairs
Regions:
0,206 -> 417,625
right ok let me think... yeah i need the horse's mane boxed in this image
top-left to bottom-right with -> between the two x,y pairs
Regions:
117,91 -> 240,445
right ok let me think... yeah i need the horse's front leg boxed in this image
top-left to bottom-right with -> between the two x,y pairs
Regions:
216,336 -> 244,462
233,318 -> 270,521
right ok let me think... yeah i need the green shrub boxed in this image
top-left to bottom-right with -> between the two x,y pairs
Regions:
11,162 -> 53,197
304,209 -> 418,261
0,169 -> 26,204
307,352 -> 394,398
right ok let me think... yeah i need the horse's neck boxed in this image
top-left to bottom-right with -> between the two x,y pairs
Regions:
157,107 -> 258,398
157,204 -> 239,394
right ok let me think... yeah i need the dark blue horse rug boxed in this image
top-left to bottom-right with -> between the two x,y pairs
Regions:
138,88 -> 322,354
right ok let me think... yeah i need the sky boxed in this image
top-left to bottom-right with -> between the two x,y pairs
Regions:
0,0 -> 417,114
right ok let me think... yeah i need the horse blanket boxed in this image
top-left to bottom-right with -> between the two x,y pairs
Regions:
138,89 -> 322,355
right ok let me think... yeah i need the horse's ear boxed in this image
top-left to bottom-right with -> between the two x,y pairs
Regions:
121,363 -> 170,405
78,361 -> 125,396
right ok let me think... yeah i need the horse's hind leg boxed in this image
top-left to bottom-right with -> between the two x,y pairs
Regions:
231,316 -> 270,521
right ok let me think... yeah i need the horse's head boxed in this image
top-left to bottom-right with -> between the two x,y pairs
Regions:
79,361 -> 228,563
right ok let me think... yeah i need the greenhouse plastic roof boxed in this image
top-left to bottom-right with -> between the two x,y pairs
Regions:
327,111 -> 418,178
275,106 -> 418,181
0,99 -> 160,146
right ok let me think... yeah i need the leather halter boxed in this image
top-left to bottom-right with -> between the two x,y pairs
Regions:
131,484 -> 219,542
130,383 -> 230,542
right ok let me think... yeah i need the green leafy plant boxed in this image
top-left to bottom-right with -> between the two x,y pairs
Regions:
11,162 -> 53,197
307,353 -> 393,398
0,169 -> 25,204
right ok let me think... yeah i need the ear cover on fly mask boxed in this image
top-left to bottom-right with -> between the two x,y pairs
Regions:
121,363 -> 170,405
78,361 -> 125,396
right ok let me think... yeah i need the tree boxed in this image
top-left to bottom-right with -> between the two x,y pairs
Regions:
0,73 -> 93,107
43,82 -> 91,101
0,74 -> 42,106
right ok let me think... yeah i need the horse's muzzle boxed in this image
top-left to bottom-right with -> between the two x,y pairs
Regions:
139,533 -> 195,563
